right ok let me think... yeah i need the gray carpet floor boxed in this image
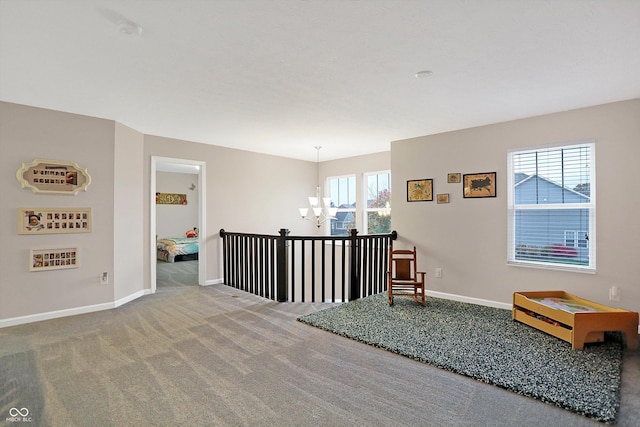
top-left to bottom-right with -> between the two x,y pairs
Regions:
1,260 -> 639,426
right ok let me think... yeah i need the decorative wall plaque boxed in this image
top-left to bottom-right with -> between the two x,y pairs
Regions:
18,207 -> 92,234
16,159 -> 91,195
156,193 -> 187,205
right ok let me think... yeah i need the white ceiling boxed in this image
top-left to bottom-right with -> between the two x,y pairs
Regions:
1,1 -> 639,162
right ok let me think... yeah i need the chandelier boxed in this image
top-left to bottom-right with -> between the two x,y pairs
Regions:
298,146 -> 337,228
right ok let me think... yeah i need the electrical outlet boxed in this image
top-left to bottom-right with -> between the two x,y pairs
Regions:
100,272 -> 109,285
435,268 -> 442,278
609,286 -> 620,302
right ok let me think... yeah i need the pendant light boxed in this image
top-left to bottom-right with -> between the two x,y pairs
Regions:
298,146 -> 337,227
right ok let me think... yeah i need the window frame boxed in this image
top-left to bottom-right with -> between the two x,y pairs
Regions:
326,174 -> 357,236
507,140 -> 596,272
363,170 -> 391,234
325,170 -> 393,236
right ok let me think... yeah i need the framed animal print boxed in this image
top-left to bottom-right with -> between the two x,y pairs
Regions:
463,172 -> 496,198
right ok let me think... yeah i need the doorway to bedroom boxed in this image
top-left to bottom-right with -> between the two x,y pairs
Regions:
151,157 -> 206,293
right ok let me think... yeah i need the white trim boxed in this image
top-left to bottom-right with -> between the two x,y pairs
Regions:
425,290 -> 512,311
362,170 -> 391,234
507,140 -> 595,272
205,278 -> 224,286
199,164 -> 207,286
151,156 -> 207,292
0,290 -> 149,328
507,260 -> 596,274
5,288 -> 636,333
326,174 -> 357,235
150,157 -> 158,293
115,289 -> 150,307
336,291 -> 512,310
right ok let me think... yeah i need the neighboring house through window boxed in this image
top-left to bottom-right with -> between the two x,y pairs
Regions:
327,171 -> 392,236
507,141 -> 595,271
328,175 -> 356,236
565,230 -> 589,249
364,171 -> 391,234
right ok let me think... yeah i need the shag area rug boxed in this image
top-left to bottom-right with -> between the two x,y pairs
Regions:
297,293 -> 624,424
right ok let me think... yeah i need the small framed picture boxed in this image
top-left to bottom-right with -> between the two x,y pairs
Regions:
447,173 -> 461,183
30,247 -> 79,271
463,172 -> 497,198
437,193 -> 450,204
407,179 -> 433,202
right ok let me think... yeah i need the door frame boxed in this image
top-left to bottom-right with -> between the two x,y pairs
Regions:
150,156 -> 206,292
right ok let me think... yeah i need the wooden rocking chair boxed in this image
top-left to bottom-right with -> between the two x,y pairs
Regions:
387,246 -> 426,306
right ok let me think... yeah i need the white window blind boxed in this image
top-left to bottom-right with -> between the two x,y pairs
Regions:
507,141 -> 595,271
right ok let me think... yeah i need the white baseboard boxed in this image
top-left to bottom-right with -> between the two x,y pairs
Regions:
0,302 -> 114,329
115,289 -> 149,307
425,290 -> 513,311
331,291 -> 510,309
427,291 -> 640,335
0,282 -> 218,328
0,289 -> 149,329
4,287 -> 637,336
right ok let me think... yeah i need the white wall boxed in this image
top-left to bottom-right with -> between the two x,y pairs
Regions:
391,99 -> 640,312
114,122 -> 144,302
143,134 -> 320,288
1,102 -> 319,324
3,98 -> 638,325
0,102 -> 117,321
155,172 -> 199,238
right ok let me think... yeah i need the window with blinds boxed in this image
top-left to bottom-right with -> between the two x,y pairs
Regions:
507,141 -> 595,271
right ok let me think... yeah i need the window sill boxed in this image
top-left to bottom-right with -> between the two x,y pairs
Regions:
508,260 -> 595,274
